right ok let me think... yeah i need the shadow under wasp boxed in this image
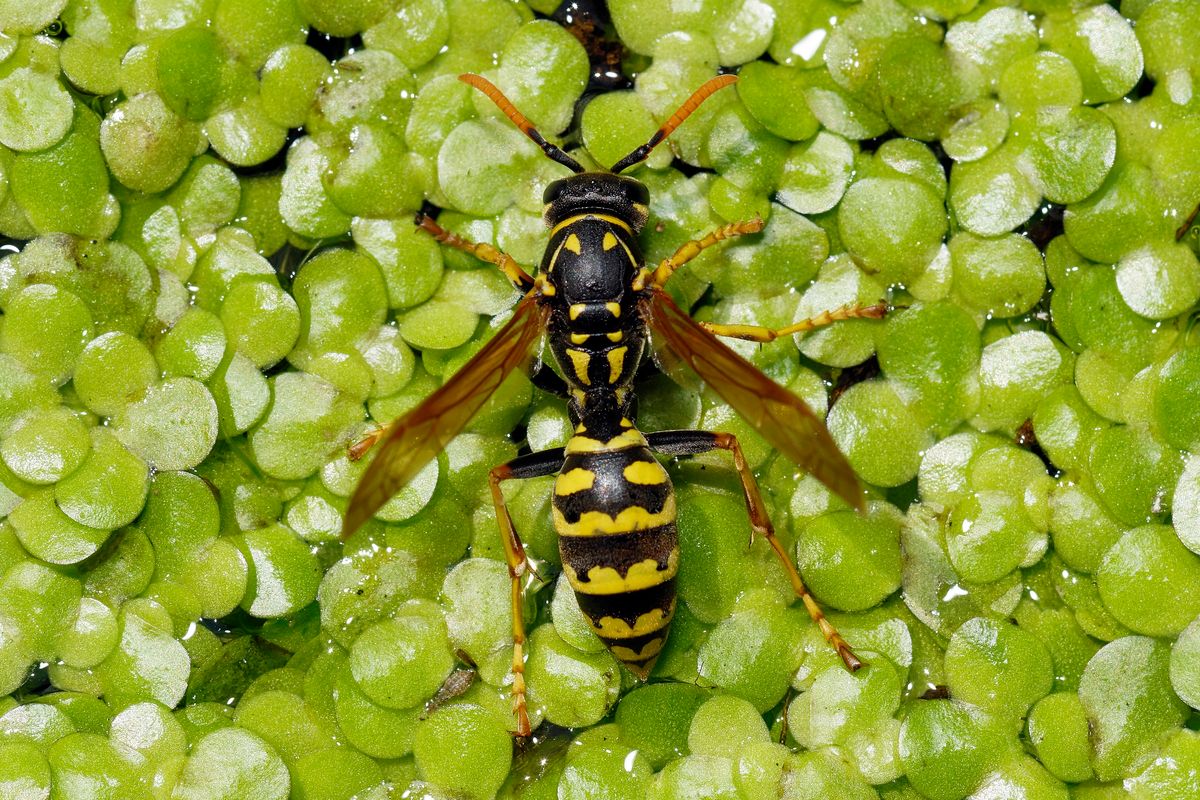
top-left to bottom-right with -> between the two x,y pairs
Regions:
342,72 -> 886,736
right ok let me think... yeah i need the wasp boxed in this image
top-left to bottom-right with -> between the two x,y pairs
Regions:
343,73 -> 883,736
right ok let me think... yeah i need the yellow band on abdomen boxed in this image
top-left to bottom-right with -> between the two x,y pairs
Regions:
562,549 -> 679,595
553,496 -> 677,537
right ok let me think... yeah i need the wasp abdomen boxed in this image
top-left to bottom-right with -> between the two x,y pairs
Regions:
554,436 -> 678,677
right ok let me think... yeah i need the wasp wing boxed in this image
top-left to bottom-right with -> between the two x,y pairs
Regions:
642,286 -> 863,510
343,294 -> 549,536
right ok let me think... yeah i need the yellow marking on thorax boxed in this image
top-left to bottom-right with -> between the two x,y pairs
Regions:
564,428 -> 648,454
553,496 -> 677,537
568,303 -> 621,321
563,550 -> 679,595
602,231 -> 619,251
613,234 -> 638,272
624,460 -> 668,485
564,233 -> 582,254
611,637 -> 665,663
566,348 -> 591,385
589,602 -> 675,639
555,468 -> 596,495
550,213 -> 633,237
607,346 -> 627,383
620,417 -> 633,428
546,236 -> 570,274
574,331 -> 623,344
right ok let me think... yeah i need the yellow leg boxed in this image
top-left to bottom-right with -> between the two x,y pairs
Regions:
488,463 -> 533,736
646,430 -> 862,672
485,448 -> 565,736
699,302 -> 889,343
416,212 -> 535,291
712,432 -> 862,671
634,217 -> 765,290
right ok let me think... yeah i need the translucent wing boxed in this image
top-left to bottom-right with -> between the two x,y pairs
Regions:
642,286 -> 863,509
343,295 -> 549,536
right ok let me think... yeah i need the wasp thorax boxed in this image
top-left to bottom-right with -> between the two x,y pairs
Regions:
543,173 -> 649,231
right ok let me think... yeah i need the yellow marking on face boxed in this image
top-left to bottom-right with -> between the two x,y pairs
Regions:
620,417 -> 633,428
607,331 -> 623,342
590,603 -> 676,639
566,348 -> 591,385
607,346 -> 627,383
555,468 -> 596,495
602,231 -> 619,251
571,388 -> 586,404
564,233 -> 582,254
564,428 -> 648,454
570,333 -> 589,345
569,304 -> 586,320
550,213 -> 633,237
605,302 -> 621,317
553,497 -> 677,537
562,551 -> 679,595
611,637 -> 665,662
624,460 -> 668,485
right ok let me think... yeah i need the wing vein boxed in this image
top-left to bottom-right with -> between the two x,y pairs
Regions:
343,295 -> 549,535
643,287 -> 862,509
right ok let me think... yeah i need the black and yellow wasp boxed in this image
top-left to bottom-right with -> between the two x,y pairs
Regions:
343,73 -> 880,736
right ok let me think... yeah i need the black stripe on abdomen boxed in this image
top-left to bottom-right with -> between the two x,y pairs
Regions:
573,578 -> 677,628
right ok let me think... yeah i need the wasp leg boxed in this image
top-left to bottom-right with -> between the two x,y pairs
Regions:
634,218 -> 765,290
416,212 -> 535,291
645,430 -> 863,672
488,447 -> 567,736
699,302 -> 889,342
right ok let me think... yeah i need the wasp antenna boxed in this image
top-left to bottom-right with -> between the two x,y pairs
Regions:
610,74 -> 737,174
459,73 -> 585,174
